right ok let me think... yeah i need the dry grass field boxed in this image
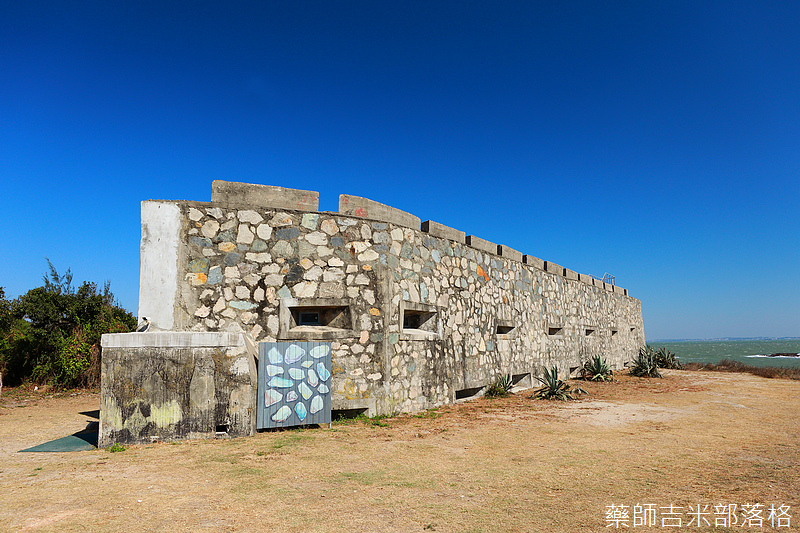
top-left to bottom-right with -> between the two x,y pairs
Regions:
1,370 -> 798,532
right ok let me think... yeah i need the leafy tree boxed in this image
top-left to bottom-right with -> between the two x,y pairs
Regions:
0,261 -> 137,387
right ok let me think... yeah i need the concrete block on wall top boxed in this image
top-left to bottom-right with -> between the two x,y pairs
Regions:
522,255 -> 545,270
613,285 -> 625,296
339,194 -> 421,230
544,261 -> 563,276
211,181 -> 319,212
421,220 -> 466,244
497,245 -> 523,262
563,268 -> 579,281
577,273 -> 593,284
465,235 -> 497,256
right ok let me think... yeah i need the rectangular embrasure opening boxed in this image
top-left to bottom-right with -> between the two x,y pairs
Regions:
332,408 -> 369,420
548,327 -> 563,336
455,386 -> 484,400
290,305 -> 351,329
496,325 -> 515,335
585,329 -> 595,336
403,309 -> 436,331
511,373 -> 531,388
215,424 -> 228,433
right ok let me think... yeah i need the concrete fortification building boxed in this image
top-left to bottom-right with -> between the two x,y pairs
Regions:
100,181 -> 645,445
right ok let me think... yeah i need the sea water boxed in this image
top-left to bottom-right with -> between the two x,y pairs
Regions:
647,339 -> 800,368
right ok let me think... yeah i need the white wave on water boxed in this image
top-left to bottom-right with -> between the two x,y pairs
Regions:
746,354 -> 800,358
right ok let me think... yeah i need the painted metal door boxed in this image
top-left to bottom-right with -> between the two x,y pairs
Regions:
257,342 -> 332,429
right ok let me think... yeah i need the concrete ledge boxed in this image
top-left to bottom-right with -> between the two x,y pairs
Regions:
101,331 -> 247,349
421,220 -> 466,244
211,181 -> 319,211
497,245 -> 523,262
339,194 -> 421,230
465,235 -> 497,256
522,255 -> 544,270
577,273 -> 593,284
563,268 -> 578,281
544,261 -> 563,276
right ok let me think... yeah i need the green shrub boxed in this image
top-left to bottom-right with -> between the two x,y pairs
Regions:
484,373 -> 514,398
0,261 -> 136,387
629,346 -> 663,378
532,366 -> 586,400
581,355 -> 613,382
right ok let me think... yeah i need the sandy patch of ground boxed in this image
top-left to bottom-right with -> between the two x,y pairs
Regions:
0,370 -> 798,532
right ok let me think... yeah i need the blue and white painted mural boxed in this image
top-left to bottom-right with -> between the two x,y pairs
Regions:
257,342 -> 332,428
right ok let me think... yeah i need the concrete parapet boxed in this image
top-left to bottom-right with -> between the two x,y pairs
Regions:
563,268 -> 578,281
339,194 -> 421,230
101,331 -> 248,349
544,261 -> 563,276
614,285 -> 625,296
421,220 -> 466,244
465,235 -> 497,256
577,273 -> 593,284
497,245 -> 523,262
211,180 -> 319,211
523,255 -> 544,270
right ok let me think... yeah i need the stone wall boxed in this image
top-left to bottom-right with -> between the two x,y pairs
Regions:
133,181 -> 644,418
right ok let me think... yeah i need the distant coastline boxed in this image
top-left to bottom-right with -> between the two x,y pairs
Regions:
648,338 -> 800,369
649,336 -> 800,343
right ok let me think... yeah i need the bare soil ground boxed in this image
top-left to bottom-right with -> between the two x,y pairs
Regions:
0,370 -> 798,533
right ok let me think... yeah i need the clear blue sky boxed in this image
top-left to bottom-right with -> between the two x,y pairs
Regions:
2,2 -> 798,341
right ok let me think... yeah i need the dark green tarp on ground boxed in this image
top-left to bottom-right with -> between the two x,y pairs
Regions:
20,427 -> 98,452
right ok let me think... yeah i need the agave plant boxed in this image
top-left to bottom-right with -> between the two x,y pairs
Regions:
581,355 -> 613,382
629,346 -> 662,378
532,366 -> 586,400
653,346 -> 682,369
484,373 -> 514,398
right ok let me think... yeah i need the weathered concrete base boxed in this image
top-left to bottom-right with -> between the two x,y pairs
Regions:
99,332 -> 257,446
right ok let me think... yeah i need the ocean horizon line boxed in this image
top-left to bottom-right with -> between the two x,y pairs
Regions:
649,336 -> 800,343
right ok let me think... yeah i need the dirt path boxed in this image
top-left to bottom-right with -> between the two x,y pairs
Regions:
0,371 -> 798,532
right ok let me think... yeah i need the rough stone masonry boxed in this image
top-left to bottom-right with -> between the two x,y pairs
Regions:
100,181 -> 644,445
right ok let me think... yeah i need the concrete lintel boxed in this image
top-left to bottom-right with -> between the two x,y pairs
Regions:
544,261 -> 563,276
497,245 -> 523,262
211,181 -> 319,211
101,331 -> 247,349
421,220 -> 466,244
339,194 -> 421,230
522,255 -> 544,270
563,268 -> 578,281
331,398 -> 377,417
402,300 -> 437,313
577,273 -> 593,284
465,235 -> 497,256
